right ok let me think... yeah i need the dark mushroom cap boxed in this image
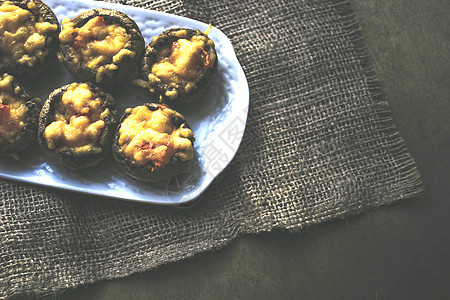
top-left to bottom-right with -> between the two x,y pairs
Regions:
0,73 -> 40,154
38,82 -> 117,169
0,0 -> 60,79
113,103 -> 195,182
137,28 -> 218,105
57,9 -> 145,89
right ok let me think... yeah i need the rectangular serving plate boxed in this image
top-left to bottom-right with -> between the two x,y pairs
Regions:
0,0 -> 249,204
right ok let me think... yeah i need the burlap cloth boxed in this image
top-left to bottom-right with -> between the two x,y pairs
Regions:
0,0 -> 423,298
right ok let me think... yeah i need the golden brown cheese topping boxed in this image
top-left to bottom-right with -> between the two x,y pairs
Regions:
151,35 -> 212,85
0,74 -> 27,142
0,1 -> 58,66
118,105 -> 194,167
59,16 -> 136,83
44,83 -> 107,153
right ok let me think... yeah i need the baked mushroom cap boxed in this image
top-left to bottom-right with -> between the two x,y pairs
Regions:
136,28 -> 218,105
0,73 -> 40,154
0,0 -> 60,79
57,9 -> 145,89
113,103 -> 195,182
38,82 -> 117,169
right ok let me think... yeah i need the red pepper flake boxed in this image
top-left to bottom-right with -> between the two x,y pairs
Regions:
141,135 -> 175,168
0,104 -> 10,122
166,41 -> 180,64
200,48 -> 211,71
73,16 -> 106,49
73,35 -> 85,49
141,142 -> 155,150
73,107 -> 90,118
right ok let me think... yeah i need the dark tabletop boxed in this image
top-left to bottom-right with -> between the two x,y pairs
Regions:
17,0 -> 449,299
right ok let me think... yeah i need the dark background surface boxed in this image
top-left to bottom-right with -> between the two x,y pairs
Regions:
15,0 -> 450,299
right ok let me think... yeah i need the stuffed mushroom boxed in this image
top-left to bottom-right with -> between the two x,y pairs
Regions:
38,82 -> 117,169
113,103 -> 195,182
0,0 -> 60,79
135,28 -> 218,105
0,73 -> 40,155
58,9 -> 145,88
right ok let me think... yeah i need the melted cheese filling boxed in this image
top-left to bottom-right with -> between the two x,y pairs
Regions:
59,16 -> 135,83
0,74 -> 27,142
151,35 -> 211,85
118,105 -> 194,167
44,83 -> 107,153
0,1 -> 58,66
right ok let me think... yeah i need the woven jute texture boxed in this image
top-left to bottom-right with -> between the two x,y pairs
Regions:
0,0 -> 423,298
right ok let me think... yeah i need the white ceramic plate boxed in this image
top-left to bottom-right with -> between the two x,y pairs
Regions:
0,0 -> 249,204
